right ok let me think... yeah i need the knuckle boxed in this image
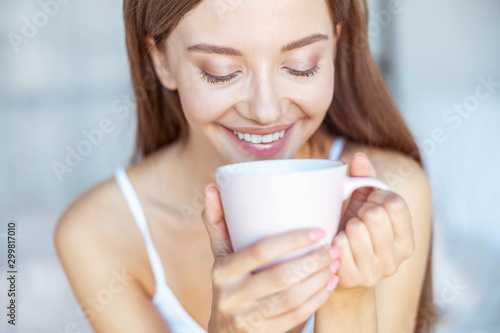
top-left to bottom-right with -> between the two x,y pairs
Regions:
249,242 -> 268,263
345,219 -> 365,239
386,258 -> 399,276
269,265 -> 288,285
281,290 -> 301,309
400,223 -> 415,241
281,266 -> 302,285
362,204 -> 386,222
211,263 -> 226,286
218,296 -> 232,314
333,232 -> 348,249
384,193 -> 406,212
399,236 -> 416,258
405,240 -> 416,258
359,264 -> 378,287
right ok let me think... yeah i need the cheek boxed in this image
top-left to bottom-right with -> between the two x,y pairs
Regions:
176,78 -> 232,126
314,75 -> 335,116
292,67 -> 335,119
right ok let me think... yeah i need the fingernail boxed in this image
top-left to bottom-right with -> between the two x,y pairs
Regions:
206,186 -> 217,197
356,152 -> 368,161
328,246 -> 339,259
308,228 -> 326,241
329,260 -> 339,274
326,275 -> 339,292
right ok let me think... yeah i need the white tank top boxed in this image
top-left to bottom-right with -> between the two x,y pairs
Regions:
114,137 -> 346,333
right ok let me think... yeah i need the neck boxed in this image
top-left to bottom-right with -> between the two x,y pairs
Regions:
178,130 -> 231,190
155,126 -> 334,217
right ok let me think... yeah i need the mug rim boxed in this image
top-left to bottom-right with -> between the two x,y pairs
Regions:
215,158 -> 346,177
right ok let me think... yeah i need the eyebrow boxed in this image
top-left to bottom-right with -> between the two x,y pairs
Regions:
186,33 -> 329,56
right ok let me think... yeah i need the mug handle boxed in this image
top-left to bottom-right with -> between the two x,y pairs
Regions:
343,177 -> 390,200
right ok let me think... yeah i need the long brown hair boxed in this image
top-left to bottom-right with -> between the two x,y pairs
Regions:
123,0 -> 435,331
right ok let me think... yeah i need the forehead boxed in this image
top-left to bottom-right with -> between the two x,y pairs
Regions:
170,0 -> 334,53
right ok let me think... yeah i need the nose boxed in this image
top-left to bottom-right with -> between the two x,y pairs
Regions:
242,71 -> 287,125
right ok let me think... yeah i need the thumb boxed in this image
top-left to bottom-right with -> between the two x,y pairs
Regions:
338,152 -> 377,230
201,184 -> 234,260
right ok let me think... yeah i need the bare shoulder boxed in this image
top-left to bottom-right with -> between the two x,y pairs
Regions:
53,170 -> 148,296
53,170 -> 172,331
53,167 -> 171,330
54,175 -> 133,258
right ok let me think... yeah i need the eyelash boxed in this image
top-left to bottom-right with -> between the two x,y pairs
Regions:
286,65 -> 321,78
200,71 -> 238,84
200,65 -> 321,84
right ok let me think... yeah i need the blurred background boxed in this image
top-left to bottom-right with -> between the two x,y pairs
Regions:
1,0 -> 499,332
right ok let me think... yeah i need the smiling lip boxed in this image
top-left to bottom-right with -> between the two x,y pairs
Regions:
224,123 -> 295,157
224,123 -> 294,135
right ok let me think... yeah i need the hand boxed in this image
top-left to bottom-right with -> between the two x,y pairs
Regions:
333,153 -> 415,289
201,185 -> 340,333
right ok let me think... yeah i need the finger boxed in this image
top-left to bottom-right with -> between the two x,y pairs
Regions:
256,277 -> 338,333
229,244 -> 339,305
223,228 -> 329,281
201,184 -> 233,260
242,261 -> 338,320
366,190 -> 413,247
344,217 -> 378,278
356,202 -> 395,260
339,152 -> 377,229
332,230 -> 357,286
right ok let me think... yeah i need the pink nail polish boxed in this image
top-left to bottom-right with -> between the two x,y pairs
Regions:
328,246 -> 339,259
326,276 -> 339,292
309,228 -> 325,241
206,186 -> 217,197
329,260 -> 339,274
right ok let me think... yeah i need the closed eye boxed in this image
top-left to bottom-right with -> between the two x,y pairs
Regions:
285,65 -> 320,77
199,64 -> 321,84
200,70 -> 239,84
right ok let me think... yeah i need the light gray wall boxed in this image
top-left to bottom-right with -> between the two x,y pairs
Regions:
389,0 -> 500,331
1,1 -> 134,332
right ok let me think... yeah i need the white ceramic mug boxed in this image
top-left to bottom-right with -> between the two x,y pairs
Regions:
215,159 -> 390,273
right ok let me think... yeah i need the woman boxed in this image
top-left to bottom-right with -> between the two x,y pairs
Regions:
55,0 -> 435,332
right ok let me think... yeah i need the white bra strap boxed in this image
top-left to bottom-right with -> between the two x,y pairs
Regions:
114,168 -> 167,288
328,136 -> 346,160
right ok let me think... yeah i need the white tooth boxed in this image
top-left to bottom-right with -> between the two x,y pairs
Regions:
233,130 -> 237,135
237,130 -> 283,143
250,134 -> 262,143
262,134 -> 273,143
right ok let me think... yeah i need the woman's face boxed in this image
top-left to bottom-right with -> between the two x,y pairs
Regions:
154,0 -> 337,163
